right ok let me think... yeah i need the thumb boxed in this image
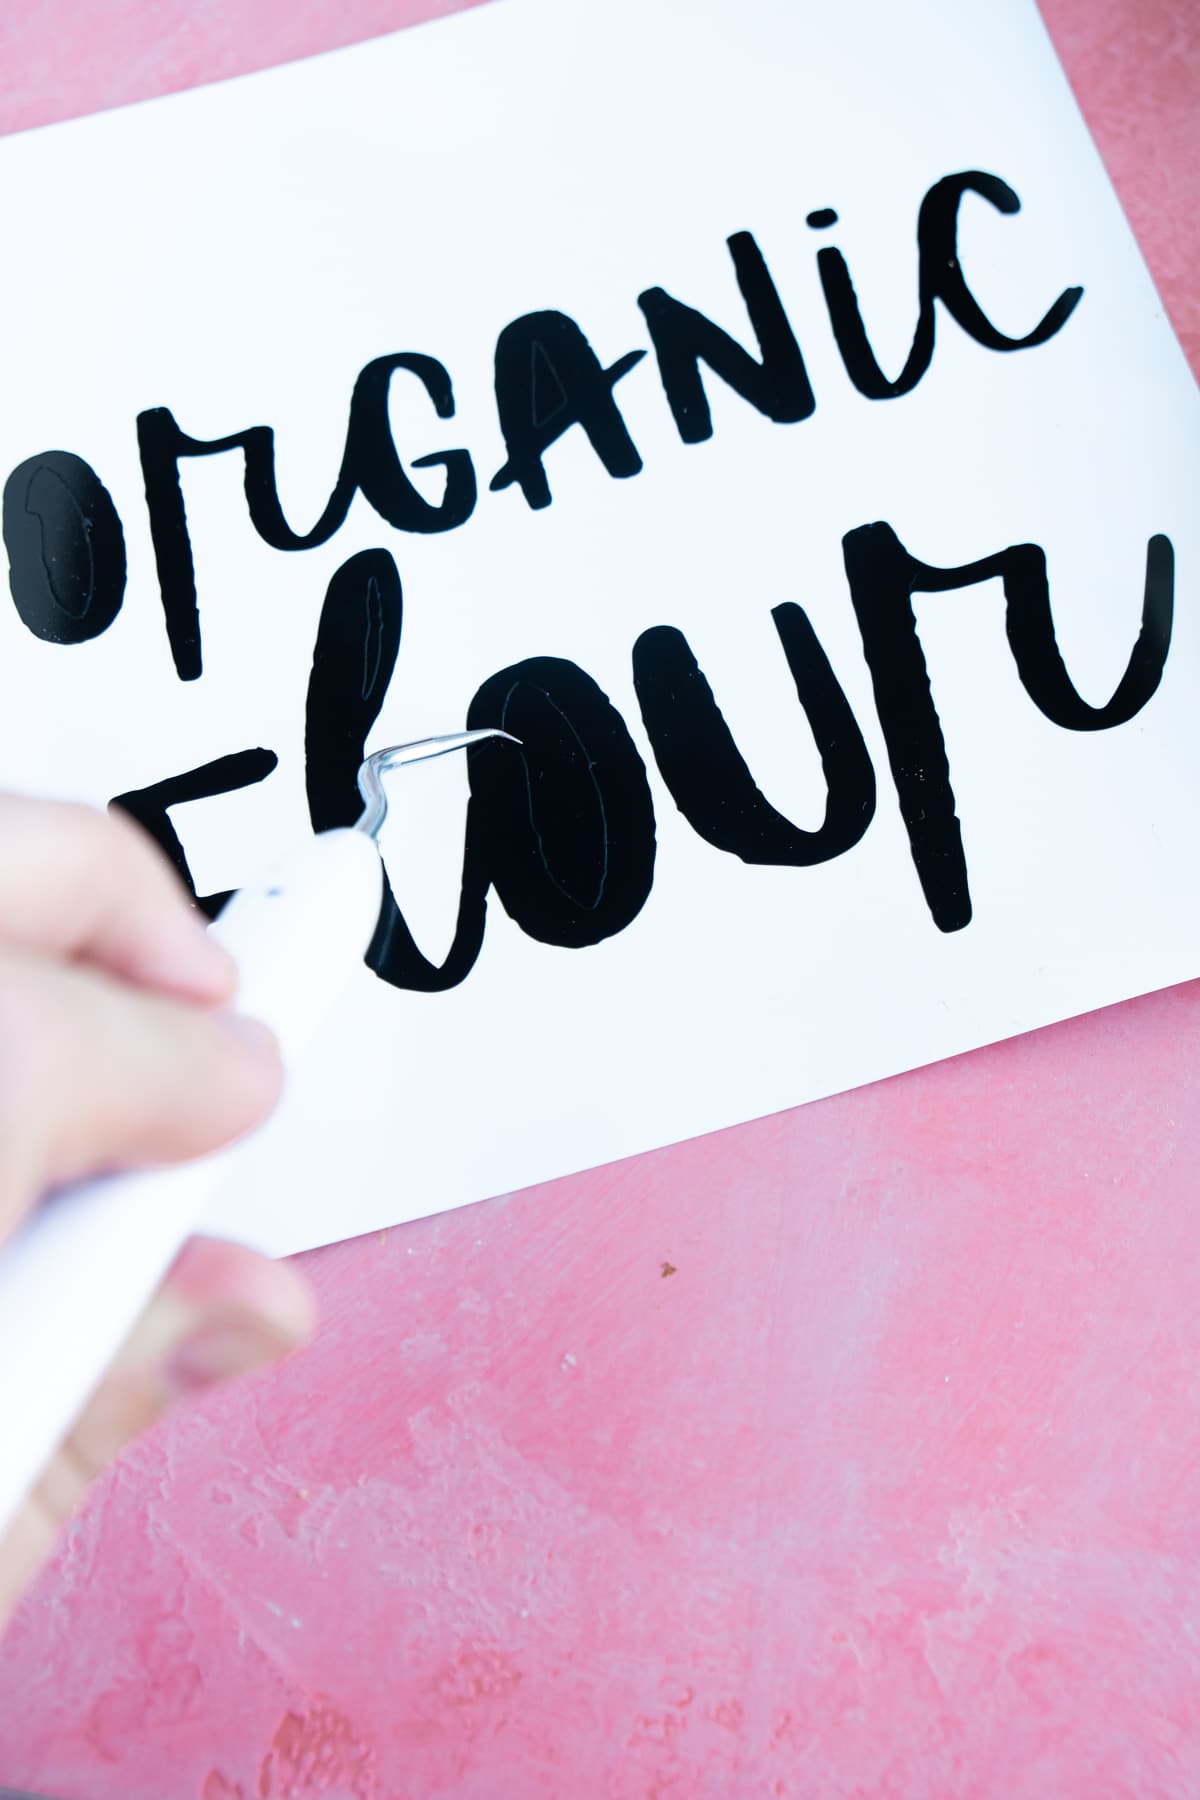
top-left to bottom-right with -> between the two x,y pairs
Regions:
0,1235 -> 314,1628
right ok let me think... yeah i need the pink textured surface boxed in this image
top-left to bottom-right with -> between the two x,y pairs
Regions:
1,2 -> 1198,1794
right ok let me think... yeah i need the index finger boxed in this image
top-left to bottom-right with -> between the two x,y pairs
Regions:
0,794 -> 235,1003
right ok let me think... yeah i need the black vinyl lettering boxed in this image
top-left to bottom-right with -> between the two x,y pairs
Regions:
818,171 -> 1084,400
367,831 -> 492,994
303,546 -> 490,992
111,747 -> 278,919
842,524 -> 971,930
3,451 -> 126,644
489,311 -> 645,510
304,549 -> 404,833
976,535 -> 1174,731
638,232 -> 816,443
633,603 -> 875,863
465,657 -> 657,947
138,354 -> 473,680
17,169 -> 1124,972
345,354 -> 477,535
843,522 -> 1174,933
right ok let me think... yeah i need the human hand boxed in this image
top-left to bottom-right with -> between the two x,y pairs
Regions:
0,795 -> 313,1630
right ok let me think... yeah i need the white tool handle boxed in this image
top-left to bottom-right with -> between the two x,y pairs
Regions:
0,828 -> 382,1542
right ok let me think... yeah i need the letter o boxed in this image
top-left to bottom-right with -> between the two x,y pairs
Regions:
3,450 -> 127,644
466,655 -> 656,948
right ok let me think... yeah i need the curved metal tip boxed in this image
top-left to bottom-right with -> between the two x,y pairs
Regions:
356,728 -> 521,839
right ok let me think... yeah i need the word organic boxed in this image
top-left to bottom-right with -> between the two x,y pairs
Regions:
2,172 -> 1172,991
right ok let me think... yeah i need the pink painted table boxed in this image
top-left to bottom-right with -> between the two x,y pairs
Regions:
1,4 -> 1198,1796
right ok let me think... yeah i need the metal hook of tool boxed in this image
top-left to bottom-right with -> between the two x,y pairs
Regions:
355,729 -> 521,840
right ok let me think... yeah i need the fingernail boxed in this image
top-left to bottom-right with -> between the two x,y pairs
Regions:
143,919 -> 237,1002
166,1319 -> 294,1394
195,932 -> 237,984
215,1010 -> 280,1062
189,911 -> 234,960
